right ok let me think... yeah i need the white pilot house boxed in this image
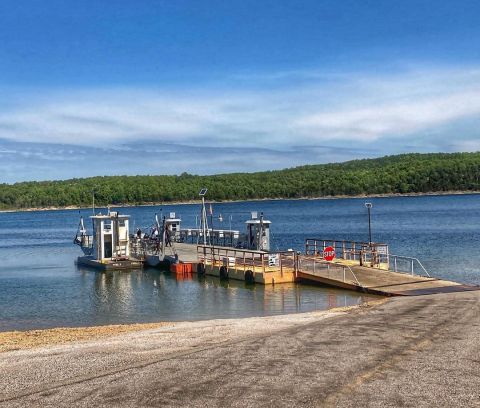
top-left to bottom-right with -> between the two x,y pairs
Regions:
75,210 -> 143,270
92,212 -> 130,260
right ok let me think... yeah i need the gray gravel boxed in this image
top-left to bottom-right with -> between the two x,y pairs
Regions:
1,291 -> 479,407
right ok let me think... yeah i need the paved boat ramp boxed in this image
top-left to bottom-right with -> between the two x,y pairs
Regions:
169,239 -> 480,297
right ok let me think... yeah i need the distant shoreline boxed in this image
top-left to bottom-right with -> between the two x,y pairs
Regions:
1,190 -> 479,214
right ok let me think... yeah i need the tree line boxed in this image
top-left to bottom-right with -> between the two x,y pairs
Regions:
1,152 -> 480,210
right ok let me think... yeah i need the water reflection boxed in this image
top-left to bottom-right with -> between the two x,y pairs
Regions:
75,265 -> 377,325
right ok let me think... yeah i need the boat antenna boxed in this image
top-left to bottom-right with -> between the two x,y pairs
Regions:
199,188 -> 208,246
92,189 -> 95,216
209,202 -> 215,252
161,214 -> 166,258
259,212 -> 264,251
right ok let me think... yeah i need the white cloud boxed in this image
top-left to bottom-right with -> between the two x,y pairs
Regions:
296,89 -> 480,141
1,65 -> 480,150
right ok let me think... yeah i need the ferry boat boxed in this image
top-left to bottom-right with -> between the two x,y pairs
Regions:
73,188 -> 273,271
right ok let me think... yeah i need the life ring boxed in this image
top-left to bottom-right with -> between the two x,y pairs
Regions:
219,266 -> 229,280
245,270 -> 255,284
196,263 -> 206,275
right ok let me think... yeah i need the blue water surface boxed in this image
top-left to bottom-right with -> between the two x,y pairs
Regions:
0,194 -> 478,331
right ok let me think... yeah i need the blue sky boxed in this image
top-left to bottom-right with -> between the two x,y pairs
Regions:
1,0 -> 480,182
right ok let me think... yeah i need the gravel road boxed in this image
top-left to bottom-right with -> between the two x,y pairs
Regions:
1,291 -> 479,407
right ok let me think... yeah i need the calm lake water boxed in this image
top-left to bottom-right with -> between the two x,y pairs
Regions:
1,194 -> 479,331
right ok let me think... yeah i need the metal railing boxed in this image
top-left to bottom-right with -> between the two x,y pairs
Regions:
74,234 -> 94,256
297,256 -> 362,287
305,238 -> 389,267
180,229 -> 244,247
304,238 -> 431,278
196,245 -> 295,276
389,254 -> 431,277
129,236 -> 159,260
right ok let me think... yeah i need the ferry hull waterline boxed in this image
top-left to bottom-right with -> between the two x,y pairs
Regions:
76,256 -> 143,271
72,189 -> 480,297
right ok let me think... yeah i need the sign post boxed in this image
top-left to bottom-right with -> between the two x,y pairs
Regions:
365,202 -> 373,244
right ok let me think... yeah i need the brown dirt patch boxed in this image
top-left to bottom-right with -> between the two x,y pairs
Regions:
0,322 -> 172,353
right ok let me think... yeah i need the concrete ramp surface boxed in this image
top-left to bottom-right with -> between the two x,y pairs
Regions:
297,258 -> 480,296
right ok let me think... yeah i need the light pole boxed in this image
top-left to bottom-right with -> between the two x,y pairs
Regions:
365,202 -> 373,244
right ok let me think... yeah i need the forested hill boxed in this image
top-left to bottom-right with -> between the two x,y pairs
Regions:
1,152 -> 480,210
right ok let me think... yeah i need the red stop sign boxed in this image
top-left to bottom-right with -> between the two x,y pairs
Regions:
323,246 -> 336,261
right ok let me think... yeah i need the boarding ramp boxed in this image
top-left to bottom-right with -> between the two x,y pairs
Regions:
299,239 -> 480,296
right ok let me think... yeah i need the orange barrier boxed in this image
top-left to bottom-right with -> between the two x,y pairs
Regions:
170,262 -> 194,274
